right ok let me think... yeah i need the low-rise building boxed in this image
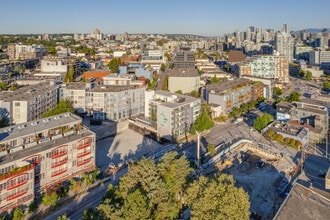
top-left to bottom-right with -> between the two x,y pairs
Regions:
276,101 -> 328,143
165,68 -> 200,94
205,78 -> 264,114
0,82 -> 58,124
145,90 -> 200,141
0,113 -> 96,214
60,82 -> 145,121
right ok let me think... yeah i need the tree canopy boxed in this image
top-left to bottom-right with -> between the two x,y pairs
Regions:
41,99 -> 75,118
210,74 -> 220,84
63,65 -> 74,82
273,87 -> 283,96
286,91 -> 301,103
108,58 -> 121,73
96,151 -> 193,220
190,104 -> 214,134
185,174 -> 250,220
254,113 -> 274,132
323,81 -> 330,91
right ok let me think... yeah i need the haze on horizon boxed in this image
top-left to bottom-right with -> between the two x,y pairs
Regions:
1,0 -> 329,36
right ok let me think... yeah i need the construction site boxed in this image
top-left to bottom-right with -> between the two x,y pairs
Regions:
203,142 -> 299,220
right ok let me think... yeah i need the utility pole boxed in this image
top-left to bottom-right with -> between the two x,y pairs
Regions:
196,131 -> 200,170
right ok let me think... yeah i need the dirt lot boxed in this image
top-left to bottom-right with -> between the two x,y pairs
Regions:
212,144 -> 296,219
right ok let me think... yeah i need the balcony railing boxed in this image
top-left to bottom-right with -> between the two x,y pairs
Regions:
51,150 -> 68,159
77,142 -> 91,150
7,188 -> 28,201
0,164 -> 34,181
77,157 -> 91,167
51,168 -> 67,177
7,176 -> 29,190
77,150 -> 91,158
51,158 -> 68,168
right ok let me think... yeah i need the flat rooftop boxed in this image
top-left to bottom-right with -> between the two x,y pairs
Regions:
0,112 -> 82,142
0,129 -> 94,166
206,78 -> 252,93
0,82 -> 57,101
274,183 -> 330,220
153,90 -> 199,108
61,82 -> 144,92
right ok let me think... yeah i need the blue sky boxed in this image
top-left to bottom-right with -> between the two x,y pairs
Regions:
1,0 -> 329,36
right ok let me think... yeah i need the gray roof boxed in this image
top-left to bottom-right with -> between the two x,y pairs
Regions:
0,82 -> 57,101
0,129 -> 94,165
153,90 -> 200,108
274,183 -> 330,220
61,82 -> 144,93
0,112 -> 82,142
206,78 -> 252,93
165,68 -> 199,77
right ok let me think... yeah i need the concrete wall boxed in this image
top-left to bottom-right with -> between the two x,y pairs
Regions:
168,76 -> 200,94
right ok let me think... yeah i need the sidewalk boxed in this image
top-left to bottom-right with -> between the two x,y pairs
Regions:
26,176 -> 113,220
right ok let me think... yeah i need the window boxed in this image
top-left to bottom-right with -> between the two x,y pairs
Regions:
15,102 -> 20,107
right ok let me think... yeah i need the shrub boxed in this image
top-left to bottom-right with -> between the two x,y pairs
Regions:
275,134 -> 284,143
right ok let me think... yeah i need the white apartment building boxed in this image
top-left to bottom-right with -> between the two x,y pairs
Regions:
141,50 -> 166,72
309,48 -> 330,68
145,90 -> 200,141
0,82 -> 58,124
60,82 -> 145,121
0,113 -> 96,213
275,31 -> 295,62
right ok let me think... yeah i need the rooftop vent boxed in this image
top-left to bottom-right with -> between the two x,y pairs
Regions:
18,124 -> 26,129
31,121 -> 39,126
43,118 -> 50,122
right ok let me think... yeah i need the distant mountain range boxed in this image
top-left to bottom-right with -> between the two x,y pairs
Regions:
302,28 -> 330,33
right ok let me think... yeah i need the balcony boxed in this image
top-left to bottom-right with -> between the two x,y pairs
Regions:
51,158 -> 68,168
77,142 -> 91,150
7,188 -> 28,201
77,150 -> 91,158
0,164 -> 34,182
51,150 -> 68,159
51,168 -> 67,177
77,157 -> 91,167
7,176 -> 29,190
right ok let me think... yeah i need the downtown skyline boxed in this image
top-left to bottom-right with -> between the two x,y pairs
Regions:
1,0 -> 330,36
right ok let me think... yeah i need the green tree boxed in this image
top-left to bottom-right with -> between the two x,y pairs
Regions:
108,58 -> 121,73
175,90 -> 183,94
323,81 -> 330,91
254,113 -> 273,132
273,87 -> 283,96
305,71 -> 312,80
12,207 -> 24,220
63,65 -> 74,82
162,74 -> 169,91
160,63 -> 166,72
289,138 -> 296,148
98,152 -> 193,220
28,200 -> 38,213
122,189 -> 151,220
164,52 -> 171,61
190,104 -> 214,134
57,214 -> 70,220
185,174 -> 250,220
10,83 -> 18,91
266,129 -> 275,139
275,133 -> 284,143
83,208 -> 98,220
207,143 -> 216,156
42,99 -> 75,118
210,74 -> 220,84
286,91 -> 301,103
0,81 -> 7,91
299,69 -> 305,78
42,191 -> 59,207
190,90 -> 199,98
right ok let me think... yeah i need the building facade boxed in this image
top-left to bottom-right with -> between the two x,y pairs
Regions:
0,113 -> 96,213
60,82 -> 145,121
145,90 -> 200,141
275,31 -> 295,62
7,44 -> 46,61
206,78 -> 264,114
309,49 -> 330,68
0,82 -> 58,124
236,55 -> 289,82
